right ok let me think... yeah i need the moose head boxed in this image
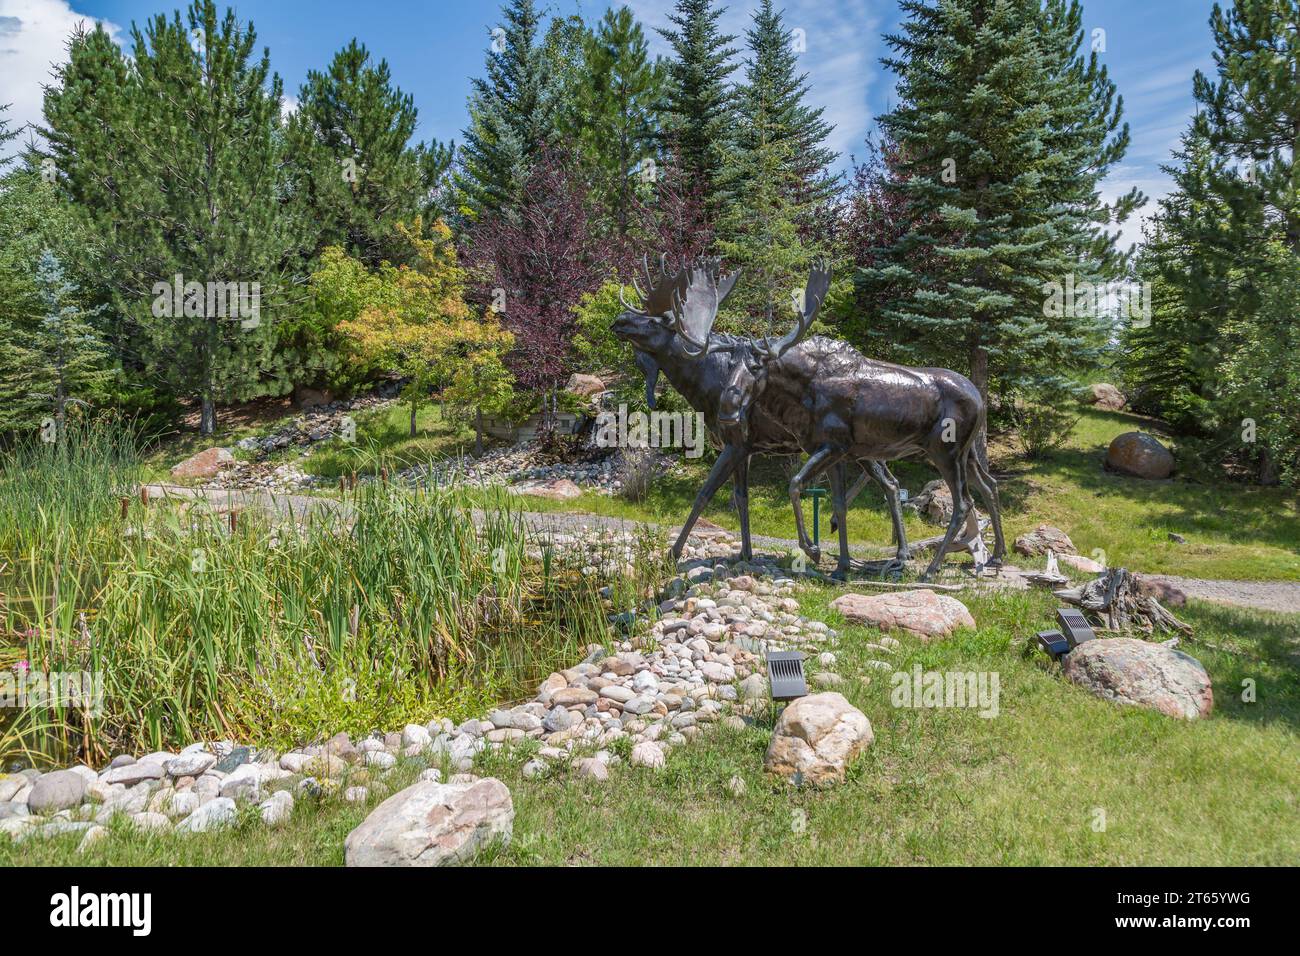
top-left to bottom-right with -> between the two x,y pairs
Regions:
612,254 -> 829,426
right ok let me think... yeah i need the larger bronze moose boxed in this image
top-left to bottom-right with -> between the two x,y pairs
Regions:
612,256 -> 1005,581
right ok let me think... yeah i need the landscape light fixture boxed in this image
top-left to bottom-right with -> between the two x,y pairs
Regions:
766,650 -> 808,702
1034,607 -> 1098,662
1055,607 -> 1095,650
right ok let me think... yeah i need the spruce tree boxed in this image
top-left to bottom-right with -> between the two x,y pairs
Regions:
458,0 -> 560,218
24,251 -> 114,437
727,0 -> 837,214
572,6 -> 665,238
862,0 -> 1140,404
718,0 -> 838,331
657,0 -> 738,223
287,39 -> 452,268
0,104 -> 19,170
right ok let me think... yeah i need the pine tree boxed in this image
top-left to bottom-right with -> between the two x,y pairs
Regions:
657,0 -> 738,223
1129,0 -> 1300,485
458,0 -> 561,219
42,1 -> 309,435
1123,131 -> 1228,432
572,6 -> 665,238
862,0 -> 1140,404
287,39 -> 453,268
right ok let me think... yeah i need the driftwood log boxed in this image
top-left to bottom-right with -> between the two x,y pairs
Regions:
1054,567 -> 1192,635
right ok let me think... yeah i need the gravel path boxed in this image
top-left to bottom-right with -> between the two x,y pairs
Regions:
1137,575 -> 1300,615
145,486 -> 1300,614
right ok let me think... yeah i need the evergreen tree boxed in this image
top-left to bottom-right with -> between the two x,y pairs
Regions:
0,104 -> 19,171
861,0 -> 1141,404
42,1 -> 309,435
572,6 -> 665,238
458,0 -> 560,218
287,39 -> 453,268
657,0 -> 738,223
23,251 -> 114,437
1128,0 -> 1300,484
718,0 -> 838,332
726,0 -> 837,216
1123,131 -> 1229,432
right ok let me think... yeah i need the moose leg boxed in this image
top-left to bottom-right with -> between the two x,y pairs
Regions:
967,449 -> 1005,563
671,445 -> 740,559
734,452 -> 753,561
921,451 -> 970,581
789,445 -> 841,562
829,467 -> 871,534
828,460 -> 852,579
869,460 -> 910,561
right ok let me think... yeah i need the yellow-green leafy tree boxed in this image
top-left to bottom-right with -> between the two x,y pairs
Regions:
339,218 -> 513,436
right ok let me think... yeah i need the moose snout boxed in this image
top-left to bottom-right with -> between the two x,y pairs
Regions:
611,312 -> 637,337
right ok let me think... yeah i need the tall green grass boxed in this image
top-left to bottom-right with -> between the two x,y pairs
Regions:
2,425 -> 667,765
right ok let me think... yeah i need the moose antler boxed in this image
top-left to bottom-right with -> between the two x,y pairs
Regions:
668,258 -> 740,357
754,259 -> 831,363
619,254 -> 686,318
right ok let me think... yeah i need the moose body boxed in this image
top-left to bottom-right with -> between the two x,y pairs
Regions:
612,256 -> 1005,580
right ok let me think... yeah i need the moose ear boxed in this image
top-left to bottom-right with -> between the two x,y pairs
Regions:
635,350 -> 661,410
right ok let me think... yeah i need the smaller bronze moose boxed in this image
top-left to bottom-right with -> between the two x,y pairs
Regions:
613,255 -> 1005,580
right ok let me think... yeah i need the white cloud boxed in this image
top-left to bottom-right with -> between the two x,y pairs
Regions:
0,0 -> 123,157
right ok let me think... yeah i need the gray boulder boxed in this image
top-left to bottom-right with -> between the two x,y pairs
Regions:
1062,637 -> 1212,719
27,770 -> 87,814
344,778 -> 513,867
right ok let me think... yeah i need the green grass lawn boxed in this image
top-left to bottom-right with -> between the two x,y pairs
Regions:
8,583 -> 1298,866
462,405 -> 1300,582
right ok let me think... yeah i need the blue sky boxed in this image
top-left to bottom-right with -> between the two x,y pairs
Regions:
2,0 -> 1221,247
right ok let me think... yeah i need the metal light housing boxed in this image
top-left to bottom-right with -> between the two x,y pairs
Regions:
766,650 -> 808,702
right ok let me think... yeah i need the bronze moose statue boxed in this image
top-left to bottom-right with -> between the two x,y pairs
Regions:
612,255 -> 1005,581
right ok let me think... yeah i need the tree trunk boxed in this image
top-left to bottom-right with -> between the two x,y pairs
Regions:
1259,446 -> 1280,486
409,400 -> 418,438
200,395 -> 216,436
475,406 -> 484,456
969,344 -> 989,406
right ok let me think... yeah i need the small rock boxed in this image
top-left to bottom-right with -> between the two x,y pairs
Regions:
1088,383 -> 1126,411
259,790 -> 294,827
629,742 -> 665,770
830,590 -> 975,640
1014,524 -> 1077,556
163,753 -> 215,778
176,797 -> 237,833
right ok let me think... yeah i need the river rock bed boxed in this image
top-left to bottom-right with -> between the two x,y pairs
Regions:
0,535 -> 845,852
